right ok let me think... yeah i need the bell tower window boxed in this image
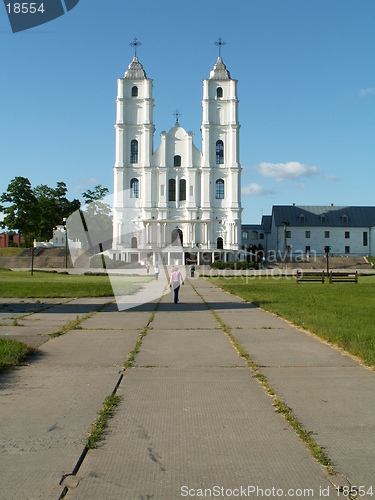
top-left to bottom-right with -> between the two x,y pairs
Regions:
130,139 -> 138,163
216,140 -> 224,164
131,86 -> 138,97
174,155 -> 181,167
169,179 -> 176,201
216,87 -> 223,98
179,179 -> 186,201
215,179 -> 224,199
130,178 -> 139,198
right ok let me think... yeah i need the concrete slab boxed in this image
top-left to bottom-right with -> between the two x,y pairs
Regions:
67,368 -> 336,500
80,311 -> 151,330
0,328 -> 141,500
135,329 -> 246,368
151,311 -> 219,330
233,328 -> 357,367
262,366 -> 375,486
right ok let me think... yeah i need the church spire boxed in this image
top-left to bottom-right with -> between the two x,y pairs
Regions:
125,37 -> 146,79
210,38 -> 231,80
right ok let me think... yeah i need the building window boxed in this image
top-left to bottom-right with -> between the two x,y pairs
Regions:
305,246 -> 311,253
217,237 -> 223,249
345,231 -> 350,239
130,139 -> 138,163
363,232 -> 368,246
325,231 -> 330,238
174,155 -> 181,167
345,246 -> 350,254
342,214 -> 349,223
131,237 -> 137,249
251,231 -> 258,240
131,86 -> 138,97
305,231 -> 311,238
217,87 -> 223,98
299,215 -> 305,223
286,231 -> 291,238
215,179 -> 224,199
216,140 -> 224,164
242,231 -> 249,240
260,233 -> 264,240
179,179 -> 186,201
320,214 -> 327,223
169,179 -> 176,201
130,178 -> 139,198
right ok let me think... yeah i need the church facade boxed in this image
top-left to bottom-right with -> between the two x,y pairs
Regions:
110,50 -> 242,265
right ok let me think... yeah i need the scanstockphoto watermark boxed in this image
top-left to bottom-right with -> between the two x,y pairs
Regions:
3,0 -> 80,33
180,485 -> 338,497
66,191 -> 186,311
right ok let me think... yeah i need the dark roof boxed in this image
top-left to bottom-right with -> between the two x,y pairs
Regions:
272,205 -> 375,228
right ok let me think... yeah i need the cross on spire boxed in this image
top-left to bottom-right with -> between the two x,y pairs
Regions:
214,37 -> 226,57
173,109 -> 181,123
130,37 -> 142,57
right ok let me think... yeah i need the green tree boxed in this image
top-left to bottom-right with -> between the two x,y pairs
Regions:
33,182 -> 80,241
0,176 -> 38,246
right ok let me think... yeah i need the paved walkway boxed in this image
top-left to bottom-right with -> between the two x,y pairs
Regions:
0,280 -> 374,499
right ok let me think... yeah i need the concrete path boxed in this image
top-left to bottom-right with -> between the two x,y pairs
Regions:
0,280 -> 374,499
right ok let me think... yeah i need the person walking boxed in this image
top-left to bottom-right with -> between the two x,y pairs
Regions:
154,264 -> 160,280
169,266 -> 184,304
190,264 -> 195,278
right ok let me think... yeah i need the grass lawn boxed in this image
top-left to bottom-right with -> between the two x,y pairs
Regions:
0,269 -> 152,298
0,339 -> 36,373
0,248 -> 24,257
208,275 -> 375,367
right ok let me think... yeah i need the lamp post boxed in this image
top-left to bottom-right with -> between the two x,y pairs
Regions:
63,218 -> 68,269
324,245 -> 331,276
282,221 -> 289,269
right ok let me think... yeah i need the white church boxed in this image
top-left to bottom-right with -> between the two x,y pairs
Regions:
110,41 -> 242,266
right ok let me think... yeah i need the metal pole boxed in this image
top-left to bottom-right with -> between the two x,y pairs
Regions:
31,245 -> 34,276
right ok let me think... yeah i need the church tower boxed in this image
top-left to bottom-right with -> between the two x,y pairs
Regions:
201,48 -> 242,249
112,40 -> 155,248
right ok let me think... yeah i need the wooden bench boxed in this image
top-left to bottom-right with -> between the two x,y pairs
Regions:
296,270 -> 325,283
329,271 -> 358,283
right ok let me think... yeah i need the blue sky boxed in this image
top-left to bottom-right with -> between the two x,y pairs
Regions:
0,0 -> 374,223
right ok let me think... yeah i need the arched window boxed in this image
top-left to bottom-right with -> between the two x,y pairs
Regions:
130,139 -> 138,163
169,179 -> 176,201
342,214 -> 349,223
131,86 -> 138,97
242,231 -> 249,240
179,179 -> 186,201
171,229 -> 183,246
298,214 -> 305,223
174,155 -> 181,167
320,214 -> 327,223
216,140 -> 224,164
216,87 -> 223,98
215,179 -> 224,199
130,178 -> 139,198
217,237 -> 223,249
251,231 -> 259,240
131,237 -> 137,249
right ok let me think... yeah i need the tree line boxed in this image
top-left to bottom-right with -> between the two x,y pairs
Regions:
0,176 -> 109,248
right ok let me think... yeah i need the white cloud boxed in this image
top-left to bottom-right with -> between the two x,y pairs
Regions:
325,174 -> 339,181
360,87 -> 375,98
241,183 -> 275,196
257,162 -> 320,182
